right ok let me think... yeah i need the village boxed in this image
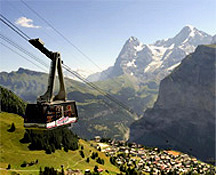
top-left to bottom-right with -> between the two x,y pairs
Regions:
92,136 -> 216,175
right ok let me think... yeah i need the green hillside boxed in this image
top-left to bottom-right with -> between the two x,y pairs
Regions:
0,112 -> 120,175
0,68 -> 158,140
95,74 -> 158,115
0,86 -> 26,116
0,68 -> 97,103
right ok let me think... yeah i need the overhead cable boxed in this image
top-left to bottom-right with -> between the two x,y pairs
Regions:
0,14 -> 31,41
0,34 -> 48,68
0,42 -> 47,72
20,0 -> 125,85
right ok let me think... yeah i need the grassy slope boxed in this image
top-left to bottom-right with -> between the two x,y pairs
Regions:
0,112 -> 119,175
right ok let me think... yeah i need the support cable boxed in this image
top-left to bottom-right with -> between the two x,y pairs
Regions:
20,0 -> 126,85
0,14 -> 30,41
0,34 -> 48,68
0,42 -> 47,72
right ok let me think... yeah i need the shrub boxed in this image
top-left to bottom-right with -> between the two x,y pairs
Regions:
86,157 -> 90,163
8,123 -> 15,132
45,145 -> 52,154
96,157 -> 104,165
7,164 -> 11,170
64,146 -> 68,152
94,165 -> 98,172
20,161 -> 27,167
79,150 -> 85,158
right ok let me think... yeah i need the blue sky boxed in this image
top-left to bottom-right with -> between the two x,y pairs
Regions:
0,0 -> 215,74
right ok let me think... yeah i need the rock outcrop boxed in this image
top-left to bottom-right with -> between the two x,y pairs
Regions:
130,45 -> 216,162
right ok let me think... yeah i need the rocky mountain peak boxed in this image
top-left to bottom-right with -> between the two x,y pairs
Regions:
128,36 -> 138,42
17,67 -> 27,73
154,25 -> 211,48
181,24 -> 196,34
123,36 -> 143,51
16,67 -> 45,76
184,24 -> 195,30
87,26 -> 213,83
173,25 -> 196,43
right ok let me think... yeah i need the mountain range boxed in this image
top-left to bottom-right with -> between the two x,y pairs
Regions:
0,25 -> 214,142
0,68 -> 146,140
87,25 -> 213,83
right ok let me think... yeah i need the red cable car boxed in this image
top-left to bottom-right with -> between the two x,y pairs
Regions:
24,38 -> 78,129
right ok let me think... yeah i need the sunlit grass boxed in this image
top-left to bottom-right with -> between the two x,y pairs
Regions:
0,112 -> 119,175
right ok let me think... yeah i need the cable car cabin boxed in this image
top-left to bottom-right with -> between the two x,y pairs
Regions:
24,101 -> 78,129
24,38 -> 79,130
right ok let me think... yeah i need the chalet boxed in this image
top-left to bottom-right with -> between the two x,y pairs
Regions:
67,169 -> 83,175
97,168 -> 104,173
84,169 -> 90,175
125,149 -> 129,154
119,146 -> 126,152
94,136 -> 101,142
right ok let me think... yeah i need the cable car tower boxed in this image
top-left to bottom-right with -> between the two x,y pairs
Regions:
24,38 -> 78,129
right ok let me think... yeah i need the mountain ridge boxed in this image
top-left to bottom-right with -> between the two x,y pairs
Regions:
87,25 -> 213,83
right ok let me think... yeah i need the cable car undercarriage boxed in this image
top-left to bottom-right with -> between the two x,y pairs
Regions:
24,38 -> 78,129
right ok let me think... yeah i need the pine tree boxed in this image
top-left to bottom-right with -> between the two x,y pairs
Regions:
7,164 -> 11,170
79,150 -> 85,158
64,146 -> 68,152
61,165 -> 64,175
94,165 -> 98,172
86,157 -> 90,163
39,167 -> 43,175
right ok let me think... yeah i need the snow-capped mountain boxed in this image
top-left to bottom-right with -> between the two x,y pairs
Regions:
87,25 -> 213,82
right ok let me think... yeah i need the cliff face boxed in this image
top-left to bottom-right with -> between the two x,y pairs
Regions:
130,45 -> 216,162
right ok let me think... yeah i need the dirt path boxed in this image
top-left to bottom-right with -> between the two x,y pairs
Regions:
0,168 -> 39,172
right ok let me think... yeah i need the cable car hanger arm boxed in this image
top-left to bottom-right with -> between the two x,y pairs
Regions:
29,38 -> 66,103
29,38 -> 52,59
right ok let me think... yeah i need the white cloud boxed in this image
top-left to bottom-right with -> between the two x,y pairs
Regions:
15,17 -> 41,28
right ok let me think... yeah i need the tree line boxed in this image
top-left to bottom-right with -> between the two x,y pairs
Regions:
20,127 -> 79,153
